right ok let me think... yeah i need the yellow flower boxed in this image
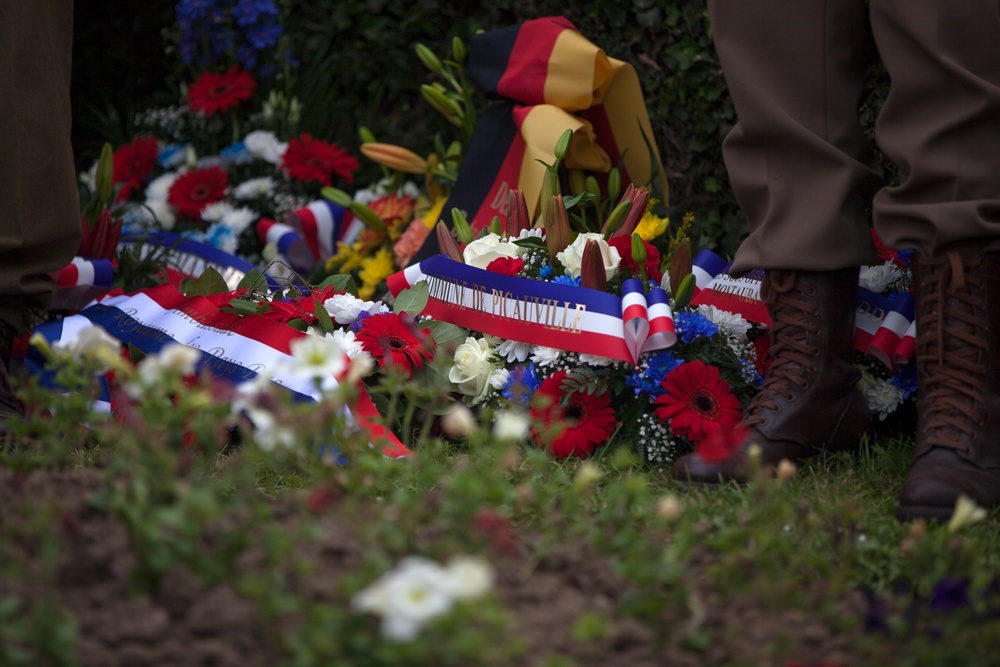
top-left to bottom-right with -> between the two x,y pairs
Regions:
421,195 -> 448,230
358,246 -> 396,299
634,209 -> 669,242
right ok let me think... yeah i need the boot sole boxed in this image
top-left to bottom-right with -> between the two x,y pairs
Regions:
895,504 -> 953,523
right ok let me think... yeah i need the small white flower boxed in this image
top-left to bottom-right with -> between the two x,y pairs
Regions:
244,130 -> 287,164
865,376 -> 903,421
530,345 -> 562,367
220,206 -> 257,235
948,494 -> 988,533
578,353 -> 616,367
200,201 -> 235,222
441,403 -> 477,438
493,411 -> 530,441
145,198 -> 176,230
54,324 -> 122,374
233,176 -> 276,200
145,171 -> 178,201
496,339 -> 532,363
322,294 -> 388,325
696,304 -> 752,340
328,328 -> 370,363
156,342 -> 201,375
441,555 -> 495,601
287,335 -> 347,382
859,261 -> 903,294
489,367 -> 510,390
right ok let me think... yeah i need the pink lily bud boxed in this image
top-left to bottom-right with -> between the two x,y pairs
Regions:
544,195 -> 571,264
610,186 -> 651,240
436,222 -> 465,263
504,189 -> 530,238
580,239 -> 607,291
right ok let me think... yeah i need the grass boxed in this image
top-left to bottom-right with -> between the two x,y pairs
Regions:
2,358 -> 1000,666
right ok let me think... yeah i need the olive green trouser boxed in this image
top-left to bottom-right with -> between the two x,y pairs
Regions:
0,0 -> 81,334
709,0 -> 1000,274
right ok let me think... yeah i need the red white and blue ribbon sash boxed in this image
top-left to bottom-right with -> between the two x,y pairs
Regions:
119,232 -> 262,291
388,255 -> 676,365
50,257 -> 116,311
284,200 -> 362,264
257,218 -> 317,272
29,284 -> 411,458
689,249 -> 916,369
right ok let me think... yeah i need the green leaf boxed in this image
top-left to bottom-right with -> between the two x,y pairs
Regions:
393,281 -> 429,316
227,299 -> 260,316
512,236 -> 547,250
183,267 -> 230,297
318,273 -> 359,296
422,320 -> 469,348
313,299 -> 335,335
563,191 -> 595,210
237,268 -> 268,292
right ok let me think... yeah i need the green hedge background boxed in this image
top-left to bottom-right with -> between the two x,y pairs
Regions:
71,0 -> 890,258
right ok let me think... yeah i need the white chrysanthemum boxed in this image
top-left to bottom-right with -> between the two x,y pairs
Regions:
233,176 -> 276,200
578,353 -> 616,367
496,339 -> 532,363
493,411 -> 530,441
328,328 -> 371,363
859,261 -> 904,294
145,171 -> 178,201
286,335 -> 347,382
200,201 -> 234,222
530,345 -> 562,367
489,367 -> 511,390
865,377 -> 903,421
322,293 -> 388,325
220,206 -> 257,235
353,177 -> 421,205
696,304 -> 752,340
145,198 -> 176,230
156,343 -> 201,375
244,130 -> 287,164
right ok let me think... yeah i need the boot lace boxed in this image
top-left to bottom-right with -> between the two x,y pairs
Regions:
744,270 -> 821,427
917,254 -> 988,452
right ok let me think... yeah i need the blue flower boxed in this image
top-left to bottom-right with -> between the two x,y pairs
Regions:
891,363 -> 918,399
553,274 -> 581,287
351,310 -> 372,333
244,22 -> 282,50
538,264 -> 554,280
626,350 -> 682,398
502,364 -> 543,407
675,311 -> 718,343
220,141 -> 253,166
232,0 -> 278,27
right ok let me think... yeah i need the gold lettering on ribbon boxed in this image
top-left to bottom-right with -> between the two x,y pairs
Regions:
856,300 -> 886,322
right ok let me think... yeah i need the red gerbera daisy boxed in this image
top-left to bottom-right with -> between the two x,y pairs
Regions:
167,166 -> 229,218
654,359 -> 742,444
113,136 -> 159,201
355,312 -> 436,376
281,133 -> 359,186
486,256 -> 525,276
187,66 -> 257,116
530,370 -> 618,458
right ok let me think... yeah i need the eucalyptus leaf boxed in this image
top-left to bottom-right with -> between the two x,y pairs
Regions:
318,273 -> 359,296
228,299 -> 260,316
183,267 -> 230,297
422,320 -> 469,348
237,268 -> 268,292
393,281 -> 429,316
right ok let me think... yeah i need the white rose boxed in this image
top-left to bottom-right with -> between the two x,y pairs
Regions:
556,232 -> 621,280
448,336 -> 495,397
462,233 -> 521,271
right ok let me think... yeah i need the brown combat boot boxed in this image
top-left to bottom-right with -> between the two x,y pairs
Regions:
896,253 -> 1000,521
0,322 -> 24,438
672,268 -> 873,485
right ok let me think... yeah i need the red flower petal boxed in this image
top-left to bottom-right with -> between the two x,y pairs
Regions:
188,66 -> 257,116
654,360 -> 742,444
167,166 -> 229,218
281,133 -> 359,187
529,370 -> 618,458
355,312 -> 436,376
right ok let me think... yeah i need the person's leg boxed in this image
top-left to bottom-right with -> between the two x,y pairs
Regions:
868,0 -> 1000,520
673,0 -> 877,485
0,0 -> 82,418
